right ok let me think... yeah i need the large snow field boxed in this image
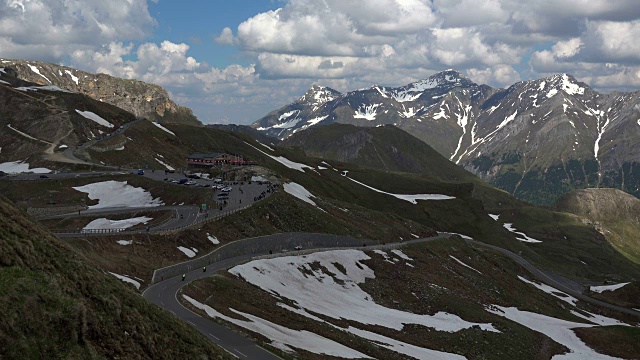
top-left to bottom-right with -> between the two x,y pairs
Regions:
229,250 -> 498,333
0,160 -> 51,174
487,305 -> 621,360
343,175 -> 455,203
589,282 -> 630,293
72,181 -> 163,209
183,295 -> 369,358
83,216 -> 152,231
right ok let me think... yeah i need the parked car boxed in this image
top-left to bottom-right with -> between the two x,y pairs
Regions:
137,169 -> 144,175
178,178 -> 188,184
185,180 -> 197,186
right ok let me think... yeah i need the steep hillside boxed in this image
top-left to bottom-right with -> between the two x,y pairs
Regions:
1,58 -> 200,126
282,123 -> 478,182
554,188 -> 640,264
0,194 -> 232,359
253,71 -> 640,205
0,67 -> 137,169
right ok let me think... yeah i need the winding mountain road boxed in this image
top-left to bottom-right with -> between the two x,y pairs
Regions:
142,231 -> 640,360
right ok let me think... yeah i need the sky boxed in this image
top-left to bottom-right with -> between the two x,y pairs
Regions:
2,0 -> 640,125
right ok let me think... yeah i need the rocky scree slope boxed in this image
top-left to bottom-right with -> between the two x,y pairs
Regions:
0,58 -> 200,126
253,70 -> 640,204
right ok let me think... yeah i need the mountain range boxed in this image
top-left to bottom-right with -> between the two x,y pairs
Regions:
253,70 -> 640,204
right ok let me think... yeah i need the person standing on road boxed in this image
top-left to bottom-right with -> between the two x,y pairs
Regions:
203,266 -> 206,272
182,274 -> 186,281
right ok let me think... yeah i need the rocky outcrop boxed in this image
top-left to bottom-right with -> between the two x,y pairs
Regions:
0,58 -> 201,126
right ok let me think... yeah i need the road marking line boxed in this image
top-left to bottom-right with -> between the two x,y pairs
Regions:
234,349 -> 247,358
208,333 -> 220,341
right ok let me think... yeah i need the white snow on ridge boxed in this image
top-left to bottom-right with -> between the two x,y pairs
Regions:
279,110 -> 299,121
27,64 -> 51,83
152,122 -> 175,136
518,276 -> 578,306
0,161 -> 51,174
183,295 -> 369,358
283,182 -> 320,208
503,223 -> 542,243
307,115 -> 328,126
354,103 -> 381,121
177,246 -> 196,258
83,216 -> 152,232
117,240 -> 133,245
589,282 -> 630,293
343,174 -> 455,203
64,69 -> 79,85
109,272 -> 141,289
570,310 -> 630,327
246,142 -> 313,172
75,110 -> 114,128
561,74 -> 584,96
547,88 -> 558,98
487,306 -> 619,360
488,214 -> 500,221
273,117 -> 302,129
229,250 -> 499,333
72,181 -> 163,209
257,141 -> 274,151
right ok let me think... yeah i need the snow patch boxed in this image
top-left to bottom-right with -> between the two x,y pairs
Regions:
547,88 -> 558,98
109,272 -> 141,289
229,250 -> 499,333
27,64 -> 51,83
589,282 -> 630,293
343,174 -> 455,203
450,256 -> 482,274
152,122 -> 175,136
72,181 -> 163,209
488,214 -> 500,221
116,240 -> 133,246
75,110 -> 114,128
207,233 -> 220,245
487,305 -> 619,360
518,276 -> 578,306
154,157 -> 175,171
183,295 -> 369,358
283,182 -> 320,209
0,161 -> 51,174
503,223 -> 542,243
83,216 -> 152,232
64,69 -> 79,85
354,103 -> 381,121
177,246 -> 196,258
246,142 -> 313,172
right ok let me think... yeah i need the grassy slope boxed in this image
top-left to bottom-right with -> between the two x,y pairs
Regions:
181,237 -> 638,360
554,188 -> 640,265
0,195 -> 232,360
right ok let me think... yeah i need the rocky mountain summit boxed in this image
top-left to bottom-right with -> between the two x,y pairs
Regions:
253,70 -> 640,204
0,58 -> 200,126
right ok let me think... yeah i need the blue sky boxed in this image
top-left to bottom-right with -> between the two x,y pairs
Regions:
2,0 -> 640,124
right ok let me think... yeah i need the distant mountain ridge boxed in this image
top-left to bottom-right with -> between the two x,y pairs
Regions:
0,58 -> 201,126
252,70 -> 640,204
